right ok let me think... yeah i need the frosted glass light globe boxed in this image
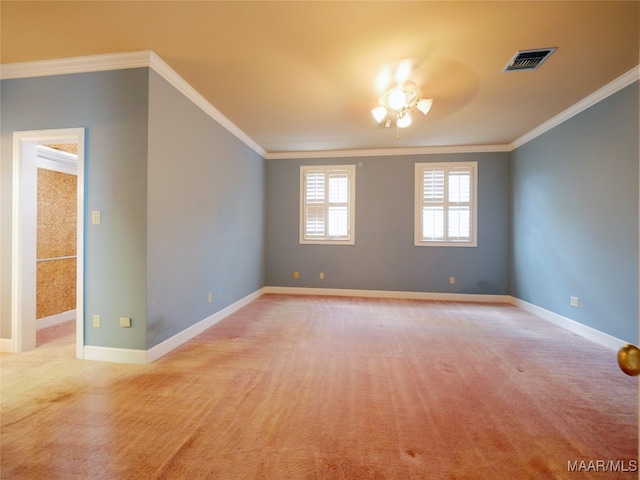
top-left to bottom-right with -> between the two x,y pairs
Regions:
387,89 -> 407,110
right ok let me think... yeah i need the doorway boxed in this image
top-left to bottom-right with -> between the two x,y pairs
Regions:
12,128 -> 85,358
35,144 -> 78,347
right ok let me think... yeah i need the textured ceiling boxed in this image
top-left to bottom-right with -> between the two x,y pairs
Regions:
1,1 -> 638,155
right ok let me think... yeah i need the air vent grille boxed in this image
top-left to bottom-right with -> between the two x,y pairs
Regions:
503,48 -> 557,72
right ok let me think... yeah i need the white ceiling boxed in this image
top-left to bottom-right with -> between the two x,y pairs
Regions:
1,1 -> 638,156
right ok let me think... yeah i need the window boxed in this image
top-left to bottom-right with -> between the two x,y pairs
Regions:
415,162 -> 477,246
300,165 -> 355,244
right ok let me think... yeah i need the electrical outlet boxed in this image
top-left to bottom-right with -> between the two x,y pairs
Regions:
92,314 -> 101,328
120,317 -> 132,328
570,296 -> 579,308
208,292 -> 213,303
319,272 -> 324,280
294,271 -> 299,279
449,276 -> 455,285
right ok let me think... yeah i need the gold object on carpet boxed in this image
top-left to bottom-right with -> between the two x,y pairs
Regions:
618,343 -> 640,376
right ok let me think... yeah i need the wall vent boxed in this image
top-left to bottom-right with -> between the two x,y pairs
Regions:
503,48 -> 557,72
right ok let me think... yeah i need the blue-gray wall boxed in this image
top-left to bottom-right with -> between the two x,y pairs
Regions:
265,153 -> 511,294
1,65 -> 637,352
511,82 -> 639,343
0,69 -> 150,349
1,67 -> 266,351
146,71 -> 265,348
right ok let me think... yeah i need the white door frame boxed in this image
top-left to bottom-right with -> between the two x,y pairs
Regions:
12,128 -> 85,358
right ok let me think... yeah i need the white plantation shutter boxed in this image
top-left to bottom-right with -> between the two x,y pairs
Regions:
422,206 -> 445,241
422,169 -> 446,240
423,170 -> 445,202
327,172 -> 349,237
415,162 -> 477,246
301,165 -> 355,244
306,207 -> 325,237
306,173 -> 325,203
447,167 -> 471,241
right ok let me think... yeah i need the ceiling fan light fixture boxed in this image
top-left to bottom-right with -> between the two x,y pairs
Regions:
397,112 -> 412,128
372,80 -> 432,134
416,98 -> 433,115
387,88 -> 408,110
371,106 -> 388,123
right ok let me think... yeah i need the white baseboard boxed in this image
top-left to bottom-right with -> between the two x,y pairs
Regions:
263,286 -> 512,304
37,310 -> 76,330
0,338 -> 15,353
31,287 -> 626,363
80,289 -> 266,365
82,345 -> 147,364
510,297 -> 627,350
146,288 -> 265,364
142,286 -> 508,364
266,287 -> 628,351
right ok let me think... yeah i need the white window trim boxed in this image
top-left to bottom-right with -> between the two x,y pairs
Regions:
414,161 -> 478,247
300,164 -> 356,245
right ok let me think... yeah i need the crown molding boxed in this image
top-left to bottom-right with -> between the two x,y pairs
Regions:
2,52 -> 636,159
0,51 -> 152,79
1,51 -> 267,158
264,64 -> 639,159
265,143 -> 512,160
511,65 -> 640,149
147,52 -> 266,157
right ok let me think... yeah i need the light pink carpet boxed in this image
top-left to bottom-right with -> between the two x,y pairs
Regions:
2,295 -> 638,479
